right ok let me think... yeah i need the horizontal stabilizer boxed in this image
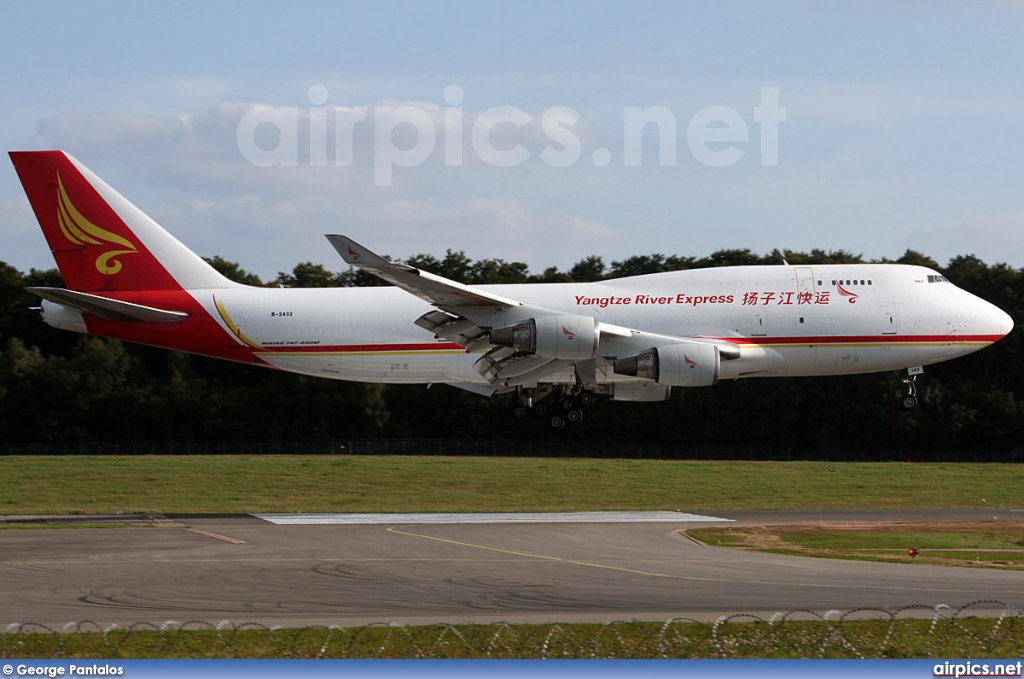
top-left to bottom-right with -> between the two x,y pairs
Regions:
26,287 -> 188,323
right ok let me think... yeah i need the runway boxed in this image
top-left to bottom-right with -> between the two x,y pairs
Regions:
1,510 -> 1021,627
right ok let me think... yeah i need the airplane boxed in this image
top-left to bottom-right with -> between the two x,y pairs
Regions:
9,150 -> 1015,427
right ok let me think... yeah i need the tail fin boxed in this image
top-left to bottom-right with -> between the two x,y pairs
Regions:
9,150 -> 232,292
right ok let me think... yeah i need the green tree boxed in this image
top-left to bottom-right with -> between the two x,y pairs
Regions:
696,248 -> 765,268
569,255 -> 605,282
469,259 -> 530,284
891,249 -> 941,270
339,268 -> 389,287
530,266 -> 573,283
3,247 -> 1019,458
203,256 -> 264,285
275,262 -> 345,288
609,254 -> 698,277
2,265 -> 76,357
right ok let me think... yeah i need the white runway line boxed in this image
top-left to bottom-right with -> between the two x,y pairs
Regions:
253,511 -> 732,525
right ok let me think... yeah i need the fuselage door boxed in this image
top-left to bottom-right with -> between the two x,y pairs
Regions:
752,309 -> 767,337
795,267 -> 815,295
881,303 -> 899,335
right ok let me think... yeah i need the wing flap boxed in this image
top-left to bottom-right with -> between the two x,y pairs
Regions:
415,310 -> 489,349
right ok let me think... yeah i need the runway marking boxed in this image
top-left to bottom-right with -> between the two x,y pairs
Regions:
382,526 -> 1024,597
385,525 -> 689,579
254,511 -> 731,525
183,527 -> 248,544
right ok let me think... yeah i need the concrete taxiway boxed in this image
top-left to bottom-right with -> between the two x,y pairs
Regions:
0,510 -> 1020,627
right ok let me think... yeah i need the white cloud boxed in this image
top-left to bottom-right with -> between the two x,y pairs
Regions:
17,78 -> 1023,279
29,103 -> 618,277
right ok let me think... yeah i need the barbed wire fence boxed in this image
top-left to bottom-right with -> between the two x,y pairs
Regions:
3,602 -> 1022,659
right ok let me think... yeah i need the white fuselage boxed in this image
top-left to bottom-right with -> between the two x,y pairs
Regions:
192,263 -> 1012,387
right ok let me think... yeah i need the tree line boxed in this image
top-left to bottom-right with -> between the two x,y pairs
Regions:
1,248 -> 1021,458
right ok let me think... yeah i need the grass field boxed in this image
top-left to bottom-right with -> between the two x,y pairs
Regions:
688,522 -> 1024,570
3,455 -> 1023,659
1,455 -> 1022,515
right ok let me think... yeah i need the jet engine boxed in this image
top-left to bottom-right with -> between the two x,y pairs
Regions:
39,300 -> 88,334
489,316 -> 600,361
613,343 -> 719,387
610,382 -> 672,402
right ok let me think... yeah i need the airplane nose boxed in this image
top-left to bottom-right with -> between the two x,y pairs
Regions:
998,308 -> 1015,338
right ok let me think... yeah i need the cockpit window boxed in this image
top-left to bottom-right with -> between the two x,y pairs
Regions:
927,274 -> 950,283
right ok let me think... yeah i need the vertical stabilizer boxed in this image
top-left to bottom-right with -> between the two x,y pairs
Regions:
9,150 -> 234,292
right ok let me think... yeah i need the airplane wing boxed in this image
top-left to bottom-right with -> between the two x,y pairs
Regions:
327,235 -> 521,310
327,235 -> 737,387
329,235 -> 580,385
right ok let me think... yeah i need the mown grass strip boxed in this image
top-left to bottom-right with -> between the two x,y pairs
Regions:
689,523 -> 1024,570
2,456 -> 1023,515
0,523 -> 144,530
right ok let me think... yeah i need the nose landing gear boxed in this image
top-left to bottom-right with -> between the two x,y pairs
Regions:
901,366 -> 924,410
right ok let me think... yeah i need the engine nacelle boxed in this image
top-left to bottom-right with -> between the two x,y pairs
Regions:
610,381 -> 672,402
613,342 -> 719,387
490,315 -> 599,361
40,300 -> 88,334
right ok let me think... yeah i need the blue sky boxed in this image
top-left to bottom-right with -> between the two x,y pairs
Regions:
3,1 -> 1023,279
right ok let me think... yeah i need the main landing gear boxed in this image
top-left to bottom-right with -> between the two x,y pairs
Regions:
510,385 -> 598,429
901,366 -> 924,410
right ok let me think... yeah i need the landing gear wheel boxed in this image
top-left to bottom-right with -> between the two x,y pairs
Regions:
578,391 -> 596,407
549,415 -> 566,429
512,405 -> 529,419
900,367 -> 921,411
566,408 -> 584,423
534,402 -> 550,417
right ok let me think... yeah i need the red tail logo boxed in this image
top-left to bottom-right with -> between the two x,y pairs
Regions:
56,173 -> 138,275
348,246 -> 361,261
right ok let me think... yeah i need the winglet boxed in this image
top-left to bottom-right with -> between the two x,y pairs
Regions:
327,234 -> 396,269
